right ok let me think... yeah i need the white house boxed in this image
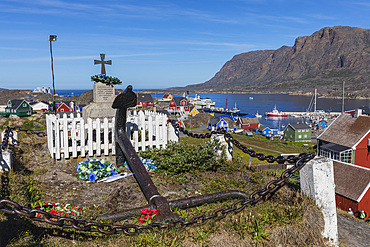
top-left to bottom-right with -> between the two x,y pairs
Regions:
0,105 -> 6,113
30,101 -> 50,113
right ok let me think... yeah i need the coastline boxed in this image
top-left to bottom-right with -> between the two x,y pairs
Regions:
138,89 -> 370,100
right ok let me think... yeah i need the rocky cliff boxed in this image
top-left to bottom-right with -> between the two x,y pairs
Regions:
181,26 -> 370,97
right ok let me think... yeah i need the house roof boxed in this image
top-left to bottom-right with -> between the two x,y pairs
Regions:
240,117 -> 259,124
320,143 -> 351,153
172,97 -> 187,106
8,99 -> 25,109
30,101 -> 49,106
208,117 -> 226,125
318,114 -> 370,148
137,93 -> 154,102
333,160 -> 370,202
287,123 -> 310,130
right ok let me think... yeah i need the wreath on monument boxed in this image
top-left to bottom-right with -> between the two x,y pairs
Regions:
91,74 -> 122,86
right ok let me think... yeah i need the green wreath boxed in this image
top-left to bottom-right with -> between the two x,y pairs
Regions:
91,74 -> 122,86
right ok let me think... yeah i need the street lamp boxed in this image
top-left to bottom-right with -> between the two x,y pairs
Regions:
49,35 -> 57,113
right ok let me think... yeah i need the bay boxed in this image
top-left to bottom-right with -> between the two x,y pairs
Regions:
53,89 -> 370,130
155,92 -> 370,129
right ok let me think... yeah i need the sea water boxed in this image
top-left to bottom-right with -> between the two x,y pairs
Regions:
52,90 -> 370,129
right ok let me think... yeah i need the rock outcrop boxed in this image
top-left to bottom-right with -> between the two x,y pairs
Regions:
181,26 -> 370,97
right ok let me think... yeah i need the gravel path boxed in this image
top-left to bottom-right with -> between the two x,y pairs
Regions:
338,214 -> 370,247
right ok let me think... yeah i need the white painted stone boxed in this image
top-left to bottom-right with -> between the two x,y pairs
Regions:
83,82 -> 116,121
300,156 -> 338,246
0,150 -> 13,172
93,82 -> 115,103
211,134 -> 233,160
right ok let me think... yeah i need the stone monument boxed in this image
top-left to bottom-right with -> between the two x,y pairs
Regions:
83,54 -> 119,120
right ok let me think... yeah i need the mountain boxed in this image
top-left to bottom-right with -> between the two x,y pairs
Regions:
178,26 -> 370,98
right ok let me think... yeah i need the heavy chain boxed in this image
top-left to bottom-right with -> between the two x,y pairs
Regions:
0,123 -> 315,235
0,126 -> 46,153
169,120 -> 306,164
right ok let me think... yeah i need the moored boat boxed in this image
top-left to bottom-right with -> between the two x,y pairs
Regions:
267,105 -> 287,117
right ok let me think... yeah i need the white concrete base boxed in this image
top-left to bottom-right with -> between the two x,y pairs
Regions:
0,150 -> 13,172
300,156 -> 338,246
211,134 -> 233,160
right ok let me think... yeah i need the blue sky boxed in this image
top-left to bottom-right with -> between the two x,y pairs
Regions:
0,0 -> 369,90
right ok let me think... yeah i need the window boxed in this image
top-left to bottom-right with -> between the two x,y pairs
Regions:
298,135 -> 302,138
304,135 -> 307,138
298,130 -> 301,132
319,147 -> 353,164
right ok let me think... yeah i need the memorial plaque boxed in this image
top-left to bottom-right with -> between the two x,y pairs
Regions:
93,82 -> 115,103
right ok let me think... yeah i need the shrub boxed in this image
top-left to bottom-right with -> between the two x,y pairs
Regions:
139,139 -> 226,174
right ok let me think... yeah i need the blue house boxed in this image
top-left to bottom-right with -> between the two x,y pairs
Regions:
261,127 -> 273,136
208,117 -> 228,131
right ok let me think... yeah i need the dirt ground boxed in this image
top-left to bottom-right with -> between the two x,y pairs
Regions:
337,213 -> 370,247
2,130 -> 369,246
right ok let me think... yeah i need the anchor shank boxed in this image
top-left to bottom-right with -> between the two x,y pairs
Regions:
112,87 -> 177,222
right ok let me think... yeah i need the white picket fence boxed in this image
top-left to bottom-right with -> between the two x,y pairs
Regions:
46,110 -> 178,159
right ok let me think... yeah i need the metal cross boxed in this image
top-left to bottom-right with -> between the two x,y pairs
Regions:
94,53 -> 112,75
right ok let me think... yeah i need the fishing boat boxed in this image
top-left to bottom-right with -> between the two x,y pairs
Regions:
267,105 -> 287,117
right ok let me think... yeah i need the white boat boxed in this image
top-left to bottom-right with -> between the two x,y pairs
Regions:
188,94 -> 215,109
267,105 -> 287,117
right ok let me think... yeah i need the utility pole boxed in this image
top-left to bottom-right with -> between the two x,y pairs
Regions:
342,81 -> 345,113
49,35 -> 57,113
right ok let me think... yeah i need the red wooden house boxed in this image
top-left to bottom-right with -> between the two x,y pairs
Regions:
137,93 -> 154,107
236,116 -> 259,130
333,160 -> 370,220
168,97 -> 190,114
56,102 -> 72,113
317,113 -> 370,169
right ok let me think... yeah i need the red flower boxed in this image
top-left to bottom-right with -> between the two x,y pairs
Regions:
141,208 -> 150,215
138,217 -> 145,224
52,202 -> 55,206
50,210 -> 58,215
149,209 -> 157,215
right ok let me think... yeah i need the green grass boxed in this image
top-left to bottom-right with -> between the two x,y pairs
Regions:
0,117 -> 325,246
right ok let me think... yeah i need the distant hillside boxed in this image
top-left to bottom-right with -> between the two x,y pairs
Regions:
176,26 -> 370,98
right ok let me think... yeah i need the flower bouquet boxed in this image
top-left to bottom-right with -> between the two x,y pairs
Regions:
34,202 -> 85,218
76,158 -> 120,182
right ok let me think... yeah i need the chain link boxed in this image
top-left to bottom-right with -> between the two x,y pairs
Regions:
1,126 -> 46,154
0,123 -> 315,234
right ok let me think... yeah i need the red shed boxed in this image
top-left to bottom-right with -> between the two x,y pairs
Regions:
333,160 -> 370,220
56,102 -> 72,113
137,93 -> 154,107
236,117 -> 259,130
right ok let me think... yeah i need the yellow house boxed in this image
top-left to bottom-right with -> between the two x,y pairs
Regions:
162,93 -> 173,101
189,107 -> 199,117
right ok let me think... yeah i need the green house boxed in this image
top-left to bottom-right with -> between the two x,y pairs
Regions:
3,99 -> 33,117
283,123 -> 311,142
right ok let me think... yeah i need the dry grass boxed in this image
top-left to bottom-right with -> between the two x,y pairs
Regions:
0,115 -> 328,246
